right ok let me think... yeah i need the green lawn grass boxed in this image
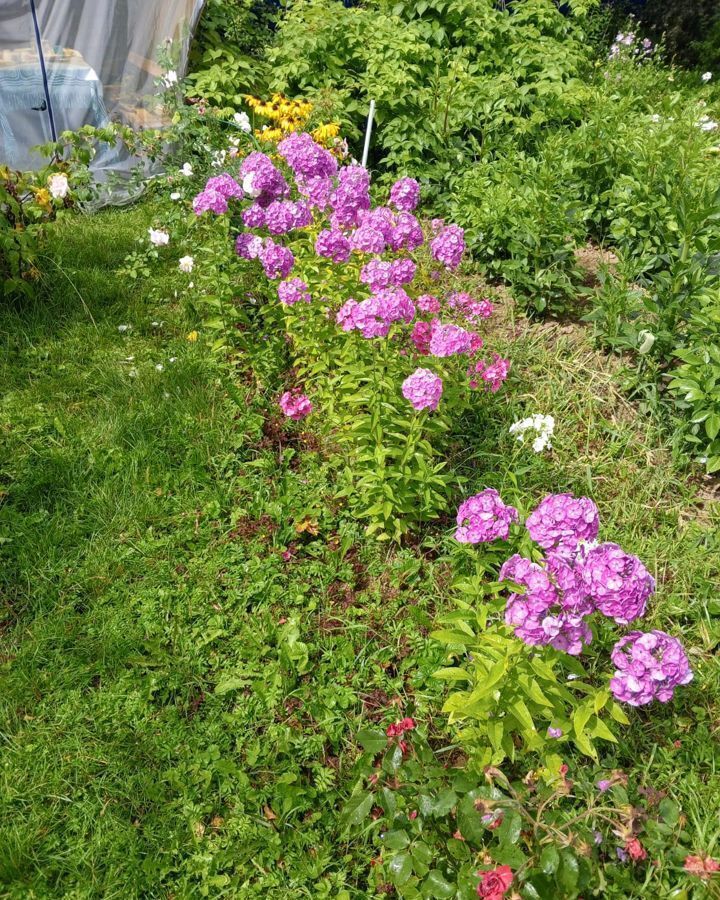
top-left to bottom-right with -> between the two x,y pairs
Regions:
1,204 -> 719,897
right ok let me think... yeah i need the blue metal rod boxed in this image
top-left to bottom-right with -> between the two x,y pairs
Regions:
28,0 -> 58,142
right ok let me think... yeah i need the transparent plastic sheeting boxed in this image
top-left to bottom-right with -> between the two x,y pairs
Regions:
0,0 -> 205,198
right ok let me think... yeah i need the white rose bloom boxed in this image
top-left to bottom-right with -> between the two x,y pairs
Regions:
155,364 -> 164,372
148,228 -> 170,246
702,72 -> 713,83
233,111 -> 251,133
170,191 -> 181,201
178,255 -> 194,273
117,324 -> 132,333
48,172 -> 69,199
181,163 -> 193,177
162,70 -> 178,87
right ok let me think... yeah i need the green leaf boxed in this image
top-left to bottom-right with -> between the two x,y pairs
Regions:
421,869 -> 455,899
388,851 -> 413,885
557,851 -> 579,892
340,792 -> 373,830
539,845 -> 560,874
496,810 -> 522,846
384,829 -> 410,851
356,728 -> 387,754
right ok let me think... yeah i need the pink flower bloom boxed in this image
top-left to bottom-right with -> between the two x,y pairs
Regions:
416,294 -> 441,314
402,368 -> 443,411
277,131 -> 337,178
610,631 -> 692,706
204,172 -> 244,200
455,489 -> 518,544
470,354 -> 510,392
476,865 -> 513,900
410,320 -> 433,355
192,188 -> 228,215
315,229 -> 351,263
429,322 -> 473,357
258,238 -> 295,280
526,493 -> 599,558
581,543 -> 655,624
431,224 -> 465,270
279,389 -> 312,420
389,176 -> 420,212
684,855 -> 720,879
278,277 -> 311,306
235,233 -> 263,260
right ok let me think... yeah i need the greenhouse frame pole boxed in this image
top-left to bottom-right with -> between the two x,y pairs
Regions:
28,0 -> 57,141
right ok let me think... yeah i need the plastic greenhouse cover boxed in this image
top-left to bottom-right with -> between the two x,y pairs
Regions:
0,0 -> 205,203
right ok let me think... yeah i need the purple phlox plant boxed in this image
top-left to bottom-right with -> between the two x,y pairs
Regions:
454,488 -> 519,544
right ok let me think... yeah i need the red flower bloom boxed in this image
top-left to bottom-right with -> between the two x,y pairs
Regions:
626,838 -> 647,862
685,855 -> 720,878
476,865 -> 513,899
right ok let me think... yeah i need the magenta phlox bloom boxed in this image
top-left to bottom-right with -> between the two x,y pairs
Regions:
315,229 -> 351,263
389,177 -> 420,212
192,188 -> 228,215
526,494 -> 600,558
430,224 -> 465,269
610,630 -> 692,706
454,488 -> 518,544
278,277 -> 311,305
401,367 -> 443,411
258,238 -> 295,279
279,389 -> 313,420
581,542 -> 655,625
205,172 -> 244,200
235,233 -> 263,259
277,131 -> 338,178
429,321 -> 473,357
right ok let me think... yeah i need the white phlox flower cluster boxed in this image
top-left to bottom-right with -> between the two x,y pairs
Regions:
509,413 -> 555,452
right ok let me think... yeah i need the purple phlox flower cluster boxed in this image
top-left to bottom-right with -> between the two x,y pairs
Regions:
264,200 -> 313,235
349,223 -> 386,255
581,542 -> 654,625
500,554 -> 592,656
389,177 -> 420,212
279,388 -> 313,420
610,631 -> 692,706
258,238 -> 295,279
401,368 -> 443,411
430,224 -> 465,270
277,131 -> 337,179
547,727 -> 563,739
278,277 -> 311,306
525,493 -> 600,559
315,229 -> 351,263
243,203 -> 266,228
359,207 -> 395,242
193,188 -> 228,216
359,256 -> 416,292
469,354 -> 510,391
330,164 -> 371,228
205,173 -> 244,200
388,212 -> 424,252
239,152 -> 289,206
500,554 -> 593,656
410,320 -> 433,355
449,291 -> 494,322
417,294 -> 441,314
454,488 -> 519,544
235,233 -> 263,260
337,289 -> 415,339
297,174 -> 334,211
545,554 -> 595,617
429,321 -> 473,357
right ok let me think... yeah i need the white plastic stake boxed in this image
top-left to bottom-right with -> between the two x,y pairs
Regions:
361,99 -> 376,168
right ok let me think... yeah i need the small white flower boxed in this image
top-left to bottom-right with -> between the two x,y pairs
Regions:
703,72 -> 713,83
148,228 -> 170,246
169,357 -> 178,363
48,172 -> 69,199
155,364 -> 164,372
649,113 -> 661,123
117,324 -> 132,333
128,367 -> 138,378
170,191 -> 181,201
125,355 -> 135,362
181,163 -> 193,177
242,172 -> 260,198
509,414 -> 555,452
162,70 -> 178,88
211,149 -> 227,168
178,255 -> 194,273
233,111 -> 251,133
188,281 -> 194,289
